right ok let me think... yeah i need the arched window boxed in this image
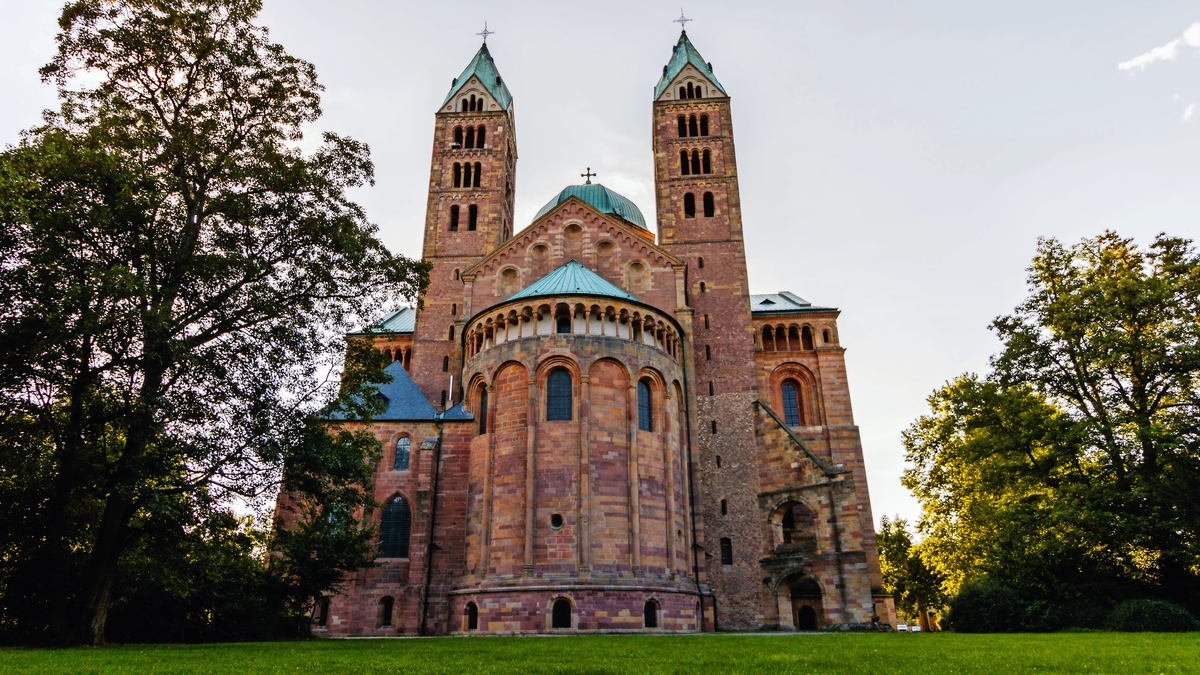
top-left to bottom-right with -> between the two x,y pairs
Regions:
689,114 -> 699,137
705,344 -> 711,360
465,126 -> 475,149
317,598 -> 330,627
451,303 -> 457,316
546,368 -> 572,421
677,115 -> 687,137
694,84 -> 703,98
478,388 -> 488,435
699,281 -> 706,293
703,192 -> 715,217
442,355 -> 450,372
556,315 -> 571,334
449,204 -> 459,231
644,600 -> 659,628
683,193 -> 696,218
466,602 -> 479,630
782,380 -> 801,426
702,150 -> 712,174
637,379 -> 653,432
687,82 -> 695,99
453,127 -> 463,147
473,162 -> 482,187
552,598 -> 572,629
823,329 -> 831,344
691,150 -> 701,175
679,86 -> 687,100
720,537 -> 733,565
468,204 -> 478,231
380,596 -> 394,627
476,126 -> 485,148
382,348 -> 392,362
469,94 -> 477,111
700,114 -> 709,136
698,256 -> 705,269
461,98 -> 468,112
680,150 -> 690,175
394,436 -> 410,471
462,162 -> 471,187
404,348 -> 411,369
448,326 -> 455,341
379,496 -> 412,558
453,163 -> 462,188
802,326 -> 814,350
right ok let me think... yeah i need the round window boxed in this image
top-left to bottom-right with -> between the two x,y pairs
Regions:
550,513 -> 564,530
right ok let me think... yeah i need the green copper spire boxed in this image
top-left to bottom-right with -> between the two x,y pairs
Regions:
654,31 -> 726,100
442,43 -> 513,111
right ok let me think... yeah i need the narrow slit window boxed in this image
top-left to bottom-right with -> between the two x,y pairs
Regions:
720,499 -> 727,515
451,303 -> 457,316
448,326 -> 455,341
711,420 -> 717,434
546,368 -> 572,421
699,282 -> 706,293
637,379 -> 653,432
705,344 -> 711,360
468,204 -> 478,231
443,355 -> 450,372
704,314 -> 710,329
453,163 -> 462,188
449,205 -> 459,231
683,193 -> 696,218
703,192 -> 715,217
708,381 -> 714,395
478,389 -> 489,435
698,256 -> 705,269
720,537 -> 733,565
823,329 -> 831,343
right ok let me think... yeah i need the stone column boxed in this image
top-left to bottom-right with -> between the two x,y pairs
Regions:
628,382 -> 641,572
479,384 -> 496,577
663,389 -> 677,576
524,377 -> 538,576
578,374 -> 591,573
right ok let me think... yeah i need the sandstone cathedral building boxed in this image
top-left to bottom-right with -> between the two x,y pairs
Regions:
292,30 -> 893,635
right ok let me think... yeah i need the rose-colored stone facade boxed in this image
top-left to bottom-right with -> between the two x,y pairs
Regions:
287,33 -> 894,637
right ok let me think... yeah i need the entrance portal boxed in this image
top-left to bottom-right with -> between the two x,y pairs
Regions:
789,576 -> 823,631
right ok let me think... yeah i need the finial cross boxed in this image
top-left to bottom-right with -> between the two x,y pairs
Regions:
581,167 -> 596,184
477,22 -> 494,43
673,9 -> 692,31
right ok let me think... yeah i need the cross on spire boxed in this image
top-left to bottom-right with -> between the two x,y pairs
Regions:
477,22 -> 494,43
673,9 -> 692,32
581,167 -> 596,184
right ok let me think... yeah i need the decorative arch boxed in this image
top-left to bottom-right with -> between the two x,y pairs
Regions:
769,364 -> 822,427
549,595 -> 575,630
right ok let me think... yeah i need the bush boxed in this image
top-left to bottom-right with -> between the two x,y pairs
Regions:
1105,600 -> 1199,633
944,580 -> 1026,633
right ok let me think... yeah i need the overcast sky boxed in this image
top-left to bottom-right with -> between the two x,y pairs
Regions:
3,1 -> 1199,527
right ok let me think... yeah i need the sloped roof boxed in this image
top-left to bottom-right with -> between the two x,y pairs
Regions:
442,43 -> 513,111
348,307 -> 415,336
507,260 -> 639,303
533,183 -> 648,230
654,31 -> 727,100
327,361 -> 437,422
750,291 -> 837,314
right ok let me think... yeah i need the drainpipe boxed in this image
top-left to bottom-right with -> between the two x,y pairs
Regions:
419,421 -> 445,636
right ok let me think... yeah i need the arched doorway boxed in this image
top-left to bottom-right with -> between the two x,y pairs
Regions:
789,576 -> 823,631
551,598 -> 572,629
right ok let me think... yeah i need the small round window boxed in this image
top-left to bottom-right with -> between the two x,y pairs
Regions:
550,513 -> 564,530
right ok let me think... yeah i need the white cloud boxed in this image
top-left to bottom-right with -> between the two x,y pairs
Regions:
1119,21 -> 1200,71
1184,103 -> 1196,121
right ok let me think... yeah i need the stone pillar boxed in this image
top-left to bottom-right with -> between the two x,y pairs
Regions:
628,382 -> 641,572
480,384 -> 496,576
579,374 -> 591,573
524,377 -> 538,575
663,389 -> 677,576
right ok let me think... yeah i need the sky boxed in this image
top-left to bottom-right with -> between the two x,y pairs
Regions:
3,1 -> 1199,527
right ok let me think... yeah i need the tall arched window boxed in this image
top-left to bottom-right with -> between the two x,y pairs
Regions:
700,114 -> 709,136
473,162 -> 482,187
449,204 -> 459,231
677,115 -> 687,137
698,256 -> 705,269
720,537 -> 733,565
702,150 -> 712,174
462,163 -> 471,187
687,82 -> 695,99
823,329 -> 831,344
466,602 -> 479,630
637,379 -> 653,432
476,125 -> 485,148
468,204 -> 478,231
465,126 -> 475,149
546,368 -> 572,421
691,150 -> 701,175
689,114 -> 699,137
644,600 -> 659,628
317,598 -> 330,627
453,127 -> 463,147
683,193 -> 696,218
782,380 -> 801,426
703,192 -> 715,217
380,596 -> 394,627
461,98 -> 469,112
699,281 -> 706,293
477,388 -> 488,435
680,150 -> 690,175
802,326 -> 814,350
453,163 -> 462,188
394,436 -> 410,471
679,86 -> 687,99
552,598 -> 572,629
469,94 -> 477,111
379,496 -> 412,558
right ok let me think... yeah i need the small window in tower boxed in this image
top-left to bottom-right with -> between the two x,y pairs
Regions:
394,436 -> 410,471
802,326 -> 814,351
453,163 -> 462,188
443,355 -> 450,372
687,82 -> 694,99
705,344 -> 711,361
711,420 -> 717,434
678,115 -> 687,137
683,193 -> 696,218
468,204 -> 478,231
702,150 -> 712,174
441,390 -> 447,407
454,268 -> 460,280
449,205 -> 459,231
451,303 -> 457,316
462,163 -> 471,187
698,256 -> 705,269
465,126 -> 475,149
461,98 -> 468,112
704,314 -> 710,329
453,127 -> 463,147
720,499 -> 727,515
700,114 -> 709,136
716,455 -> 722,468
695,85 -> 703,98
720,537 -> 733,565
448,326 -> 455,341
708,381 -> 714,395
703,192 -> 715,217
679,86 -> 687,99
680,150 -> 690,176
473,162 -> 482,187
691,150 -> 701,175
699,282 -> 706,293
823,329 -> 831,344
476,125 -> 485,148
689,114 -> 699,137
469,94 -> 477,111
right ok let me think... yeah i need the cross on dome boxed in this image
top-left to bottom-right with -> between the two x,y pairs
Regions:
581,167 -> 596,184
673,9 -> 692,32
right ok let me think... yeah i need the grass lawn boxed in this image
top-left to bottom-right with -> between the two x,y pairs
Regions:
2,632 -> 1198,674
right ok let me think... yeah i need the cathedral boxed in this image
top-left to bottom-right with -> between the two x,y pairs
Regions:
298,30 -> 893,635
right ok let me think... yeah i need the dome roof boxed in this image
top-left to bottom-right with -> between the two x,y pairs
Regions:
533,183 -> 648,230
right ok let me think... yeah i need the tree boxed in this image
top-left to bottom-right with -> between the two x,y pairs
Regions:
877,515 -> 944,628
0,0 -> 426,645
902,232 -> 1200,629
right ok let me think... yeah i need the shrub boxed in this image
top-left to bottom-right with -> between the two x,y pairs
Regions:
1105,600 -> 1199,633
944,580 -> 1026,633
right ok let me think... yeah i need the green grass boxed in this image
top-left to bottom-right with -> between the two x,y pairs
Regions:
2,633 -> 1199,674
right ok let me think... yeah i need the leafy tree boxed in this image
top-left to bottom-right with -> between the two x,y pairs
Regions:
877,515 -> 944,627
0,0 -> 426,645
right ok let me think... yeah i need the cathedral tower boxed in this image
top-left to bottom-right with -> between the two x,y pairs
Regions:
411,43 -> 518,405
